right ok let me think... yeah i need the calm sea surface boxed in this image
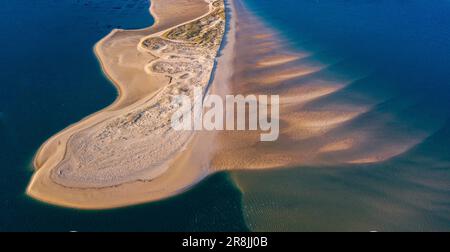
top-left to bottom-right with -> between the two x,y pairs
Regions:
1,0 -> 450,231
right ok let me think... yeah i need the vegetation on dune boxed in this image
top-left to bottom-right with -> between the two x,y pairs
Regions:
163,3 -> 225,47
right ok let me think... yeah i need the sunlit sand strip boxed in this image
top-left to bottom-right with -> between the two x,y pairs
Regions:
279,85 -> 344,105
252,33 -> 274,40
347,157 -> 384,164
255,66 -> 326,85
282,111 -> 364,140
256,54 -> 306,68
343,129 -> 426,165
318,138 -> 356,153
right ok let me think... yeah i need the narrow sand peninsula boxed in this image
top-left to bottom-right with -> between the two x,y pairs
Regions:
28,0 -> 228,209
28,0 -> 427,209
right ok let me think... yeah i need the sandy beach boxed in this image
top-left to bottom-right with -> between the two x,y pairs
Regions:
27,0 -> 426,210
27,0 -> 230,209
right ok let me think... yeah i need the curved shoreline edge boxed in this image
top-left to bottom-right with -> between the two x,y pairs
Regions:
33,0 -> 156,173
27,0 -> 232,209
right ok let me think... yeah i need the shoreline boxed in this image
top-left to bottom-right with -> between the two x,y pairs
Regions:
27,0 -> 232,209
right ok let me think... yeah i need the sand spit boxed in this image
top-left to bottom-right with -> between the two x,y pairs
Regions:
28,0 -> 429,209
27,0 -> 227,209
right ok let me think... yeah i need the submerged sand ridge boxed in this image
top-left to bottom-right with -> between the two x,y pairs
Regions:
209,0 -> 431,170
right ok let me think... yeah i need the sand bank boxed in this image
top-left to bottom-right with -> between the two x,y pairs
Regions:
27,0 -> 229,209
28,0 -> 427,209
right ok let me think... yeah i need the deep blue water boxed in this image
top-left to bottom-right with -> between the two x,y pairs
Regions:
245,0 -> 450,112
0,0 -> 246,231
